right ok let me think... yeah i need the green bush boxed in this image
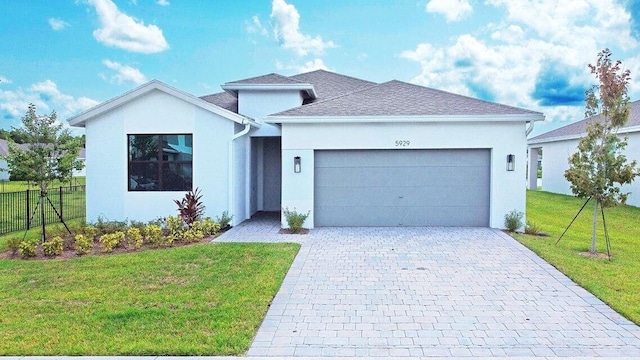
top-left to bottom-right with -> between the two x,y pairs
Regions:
504,210 -> 524,232
144,224 -> 164,246
524,220 -> 541,235
127,227 -> 143,249
74,234 -> 93,255
197,217 -> 221,236
215,211 -> 233,228
42,236 -> 64,257
18,239 -> 37,258
283,207 -> 310,234
6,237 -> 22,256
183,228 -> 204,243
99,231 -> 125,253
94,217 -> 128,236
83,225 -> 97,239
165,215 -> 185,242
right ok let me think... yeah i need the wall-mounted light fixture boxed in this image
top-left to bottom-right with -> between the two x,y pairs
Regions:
506,154 -> 515,171
294,156 -> 301,173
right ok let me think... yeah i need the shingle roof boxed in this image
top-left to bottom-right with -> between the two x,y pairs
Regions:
271,80 -> 542,117
225,73 -> 303,85
0,139 -> 30,155
529,100 -> 640,143
199,91 -> 238,113
289,70 -> 377,103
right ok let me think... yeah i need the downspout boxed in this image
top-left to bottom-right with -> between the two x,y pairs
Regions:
525,120 -> 535,136
229,120 -> 251,225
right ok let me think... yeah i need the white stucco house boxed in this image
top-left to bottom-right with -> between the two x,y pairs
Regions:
528,100 -> 640,208
0,139 -> 10,181
67,70 -> 544,228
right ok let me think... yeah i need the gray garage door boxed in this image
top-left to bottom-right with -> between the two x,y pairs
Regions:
314,149 -> 490,226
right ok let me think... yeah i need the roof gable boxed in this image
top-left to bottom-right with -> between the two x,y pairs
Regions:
529,100 -> 640,143
269,80 -> 543,118
67,80 -> 255,127
225,73 -> 304,85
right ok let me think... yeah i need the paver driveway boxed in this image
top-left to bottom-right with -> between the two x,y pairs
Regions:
216,215 -> 640,357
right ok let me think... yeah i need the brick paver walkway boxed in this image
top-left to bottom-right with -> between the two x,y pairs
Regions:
216,215 -> 640,357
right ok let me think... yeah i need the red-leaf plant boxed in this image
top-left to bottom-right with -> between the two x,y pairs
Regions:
174,187 -> 205,227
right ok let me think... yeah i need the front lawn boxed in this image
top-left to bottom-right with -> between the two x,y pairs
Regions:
0,242 -> 300,355
514,190 -> 640,325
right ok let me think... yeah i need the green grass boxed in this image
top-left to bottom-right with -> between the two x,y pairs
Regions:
514,190 -> 640,325
0,185 -> 85,235
0,242 -> 300,355
0,177 -> 85,192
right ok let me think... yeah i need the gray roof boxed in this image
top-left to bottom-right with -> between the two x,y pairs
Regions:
199,91 -> 238,113
201,70 -> 540,119
529,100 -> 640,142
289,70 -> 377,103
0,139 -> 29,155
225,73 -> 303,85
272,80 -> 542,117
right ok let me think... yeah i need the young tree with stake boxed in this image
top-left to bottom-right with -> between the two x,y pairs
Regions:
563,49 -> 638,255
0,104 -> 85,242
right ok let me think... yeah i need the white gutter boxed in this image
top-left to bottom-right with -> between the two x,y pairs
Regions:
525,120 -> 535,136
228,120 -> 252,224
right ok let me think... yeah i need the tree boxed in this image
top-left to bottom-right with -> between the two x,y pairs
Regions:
564,49 -> 638,254
0,104 -> 85,241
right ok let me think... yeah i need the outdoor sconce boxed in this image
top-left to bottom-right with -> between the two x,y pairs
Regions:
506,154 -> 515,171
294,156 -> 301,173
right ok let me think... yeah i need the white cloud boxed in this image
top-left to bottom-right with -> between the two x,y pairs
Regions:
270,0 -> 336,56
89,0 -> 169,54
156,0 -> 170,6
426,0 -> 472,22
275,58 -> 331,73
48,18 -> 70,31
0,80 -> 99,124
0,76 -> 11,84
245,15 -> 268,36
101,59 -> 148,85
402,0 -> 639,127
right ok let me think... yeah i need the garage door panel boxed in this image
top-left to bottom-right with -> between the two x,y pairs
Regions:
315,205 -> 488,227
316,166 -> 489,188
314,149 -> 490,227
315,185 -> 488,207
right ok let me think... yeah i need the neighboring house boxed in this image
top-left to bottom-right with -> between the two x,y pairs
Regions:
528,100 -> 640,208
0,139 -> 86,180
74,148 -> 86,177
68,70 -> 544,228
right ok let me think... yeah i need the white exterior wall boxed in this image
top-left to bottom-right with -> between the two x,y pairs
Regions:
239,90 -> 302,137
85,89 -> 237,223
281,121 -> 529,229
0,159 -> 8,180
532,131 -> 640,208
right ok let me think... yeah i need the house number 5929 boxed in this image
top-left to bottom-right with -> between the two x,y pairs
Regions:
395,140 -> 410,147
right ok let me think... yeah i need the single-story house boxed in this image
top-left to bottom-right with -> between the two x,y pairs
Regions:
67,70 -> 544,228
528,100 -> 640,208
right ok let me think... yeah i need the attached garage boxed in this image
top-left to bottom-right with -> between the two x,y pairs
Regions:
314,149 -> 491,226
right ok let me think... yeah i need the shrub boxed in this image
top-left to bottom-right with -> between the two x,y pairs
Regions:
127,227 -> 143,249
283,207 -> 310,234
504,210 -> 524,232
525,221 -> 541,235
198,217 -> 221,236
165,215 -> 185,242
42,236 -> 64,257
144,224 -> 164,246
174,187 -> 205,226
215,211 -> 233,228
99,231 -> 125,253
94,217 -> 128,236
183,227 -> 204,243
74,234 -> 93,255
6,237 -> 22,256
83,225 -> 97,240
18,239 -> 37,258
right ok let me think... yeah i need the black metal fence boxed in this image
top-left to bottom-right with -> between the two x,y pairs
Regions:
0,185 -> 86,235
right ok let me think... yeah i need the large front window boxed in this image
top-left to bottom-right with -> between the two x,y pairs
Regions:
128,134 -> 193,191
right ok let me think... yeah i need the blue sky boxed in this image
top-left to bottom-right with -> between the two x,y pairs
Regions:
1,0 -> 639,137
